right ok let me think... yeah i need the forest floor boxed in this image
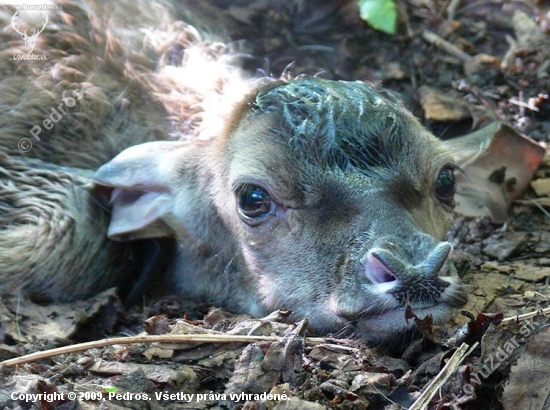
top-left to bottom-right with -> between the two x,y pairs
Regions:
1,0 -> 550,409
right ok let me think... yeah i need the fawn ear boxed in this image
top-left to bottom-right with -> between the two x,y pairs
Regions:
93,141 -> 194,241
443,123 -> 545,223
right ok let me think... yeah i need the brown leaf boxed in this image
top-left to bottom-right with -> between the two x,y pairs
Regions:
225,331 -> 305,399
531,178 -> 550,197
0,288 -> 121,343
502,326 -> 550,410
418,86 -> 471,122
446,122 -> 546,223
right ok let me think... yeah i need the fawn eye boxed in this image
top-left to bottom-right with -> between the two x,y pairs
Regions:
237,184 -> 274,221
435,165 -> 456,207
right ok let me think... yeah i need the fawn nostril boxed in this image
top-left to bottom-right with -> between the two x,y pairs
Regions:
424,242 -> 452,277
364,241 -> 452,286
364,251 -> 398,284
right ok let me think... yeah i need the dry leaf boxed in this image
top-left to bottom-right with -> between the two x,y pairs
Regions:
446,123 -> 546,223
502,326 -> 550,410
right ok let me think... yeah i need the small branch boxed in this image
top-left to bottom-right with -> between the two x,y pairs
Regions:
408,342 -> 478,410
0,333 -> 332,368
421,29 -> 472,62
406,309 -> 550,408
501,306 -> 550,325
446,0 -> 461,21
509,98 -> 540,112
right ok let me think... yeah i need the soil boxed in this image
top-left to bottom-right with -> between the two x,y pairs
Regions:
1,1 -> 550,409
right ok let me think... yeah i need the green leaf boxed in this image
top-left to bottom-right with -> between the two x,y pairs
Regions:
358,0 -> 397,35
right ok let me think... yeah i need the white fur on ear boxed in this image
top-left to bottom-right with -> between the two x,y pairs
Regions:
93,141 -> 191,240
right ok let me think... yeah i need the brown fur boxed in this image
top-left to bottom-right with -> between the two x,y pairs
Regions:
0,153 -> 133,300
0,0 -> 249,168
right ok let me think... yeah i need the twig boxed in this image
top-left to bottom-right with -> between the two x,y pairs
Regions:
408,342 -> 478,410
509,98 -> 540,112
397,1 -> 413,37
409,308 -> 550,409
421,29 -> 472,62
446,0 -> 461,21
0,333 -> 331,368
501,306 -> 550,325
6,308 -> 549,372
456,79 -> 503,124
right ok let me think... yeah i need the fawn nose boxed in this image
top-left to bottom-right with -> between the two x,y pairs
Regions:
364,240 -> 452,301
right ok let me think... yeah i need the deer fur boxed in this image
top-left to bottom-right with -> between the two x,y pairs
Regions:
0,0 -> 469,343
0,153 -> 135,301
0,0 -> 250,169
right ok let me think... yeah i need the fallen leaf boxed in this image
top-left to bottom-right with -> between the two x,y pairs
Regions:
530,178 -> 550,197
482,261 -> 550,282
446,122 -> 546,223
501,326 -> 550,410
418,86 -> 471,122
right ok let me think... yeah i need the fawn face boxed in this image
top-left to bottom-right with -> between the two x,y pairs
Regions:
94,78 -> 467,342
